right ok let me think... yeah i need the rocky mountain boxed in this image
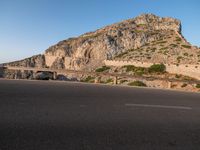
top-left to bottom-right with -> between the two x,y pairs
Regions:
5,14 -> 200,70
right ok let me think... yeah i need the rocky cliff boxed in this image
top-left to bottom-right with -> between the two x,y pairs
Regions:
5,14 -> 200,70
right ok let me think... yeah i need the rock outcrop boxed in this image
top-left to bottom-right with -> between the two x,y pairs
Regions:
4,13 -> 200,71
5,55 -> 46,68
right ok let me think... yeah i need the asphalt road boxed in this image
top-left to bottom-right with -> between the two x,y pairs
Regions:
0,79 -> 200,150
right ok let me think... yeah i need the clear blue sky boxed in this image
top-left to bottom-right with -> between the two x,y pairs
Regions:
0,0 -> 200,63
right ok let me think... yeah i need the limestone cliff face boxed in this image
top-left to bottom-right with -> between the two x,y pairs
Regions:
5,14 -> 199,70
44,14 -> 182,70
5,55 -> 45,68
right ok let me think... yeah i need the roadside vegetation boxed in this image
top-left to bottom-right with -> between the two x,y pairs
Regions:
122,64 -> 166,75
100,78 -> 114,84
128,81 -> 147,87
81,76 -> 95,83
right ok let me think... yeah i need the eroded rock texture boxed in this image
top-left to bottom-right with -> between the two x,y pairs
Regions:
5,14 -> 200,72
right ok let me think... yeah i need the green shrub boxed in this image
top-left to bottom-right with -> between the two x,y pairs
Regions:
175,37 -> 182,42
137,24 -> 146,27
160,44 -> 164,47
181,83 -> 187,88
148,64 -> 166,73
183,52 -> 189,56
156,41 -> 167,44
151,48 -> 156,52
120,80 -> 128,84
170,44 -> 178,47
163,50 -> 169,55
123,65 -> 136,72
159,47 -> 168,51
82,33 -> 102,39
147,56 -> 151,59
134,30 -> 144,33
81,76 -> 95,83
105,78 -> 113,83
95,66 -> 110,72
123,65 -> 146,75
135,67 -> 146,76
175,74 -> 181,78
196,84 -> 200,88
128,81 -> 147,87
177,56 -> 183,60
177,56 -> 183,63
183,76 -> 194,81
115,51 -> 128,58
181,45 -> 191,49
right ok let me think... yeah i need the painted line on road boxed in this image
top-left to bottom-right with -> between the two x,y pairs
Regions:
125,104 -> 192,110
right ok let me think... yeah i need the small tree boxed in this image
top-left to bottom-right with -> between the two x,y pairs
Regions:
148,64 -> 166,73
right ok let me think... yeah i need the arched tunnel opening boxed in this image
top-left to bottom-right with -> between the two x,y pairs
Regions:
35,71 -> 54,80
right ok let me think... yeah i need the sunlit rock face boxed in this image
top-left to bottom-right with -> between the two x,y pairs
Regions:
5,14 -> 200,71
5,55 -> 46,68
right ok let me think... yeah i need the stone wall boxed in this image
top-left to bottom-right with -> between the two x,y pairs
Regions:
104,60 -> 200,80
165,64 -> 200,80
104,60 -> 153,68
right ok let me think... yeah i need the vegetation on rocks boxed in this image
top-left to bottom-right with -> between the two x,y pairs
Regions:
181,83 -> 188,88
196,84 -> 200,88
99,78 -> 114,84
81,76 -> 95,83
105,78 -> 113,83
148,64 -> 166,73
122,64 -> 166,75
120,80 -> 128,84
95,66 -> 111,72
181,45 -> 191,49
122,65 -> 147,75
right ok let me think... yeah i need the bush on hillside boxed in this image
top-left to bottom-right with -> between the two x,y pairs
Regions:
122,65 -> 146,75
95,66 -> 110,72
123,65 -> 136,72
181,45 -> 191,49
148,64 -> 166,73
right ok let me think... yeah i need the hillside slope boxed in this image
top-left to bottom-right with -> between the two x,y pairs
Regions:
5,14 -> 200,70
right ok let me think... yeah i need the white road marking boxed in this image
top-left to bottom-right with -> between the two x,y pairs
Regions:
125,104 -> 192,110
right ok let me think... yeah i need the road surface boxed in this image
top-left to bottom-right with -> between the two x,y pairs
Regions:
0,79 -> 200,150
